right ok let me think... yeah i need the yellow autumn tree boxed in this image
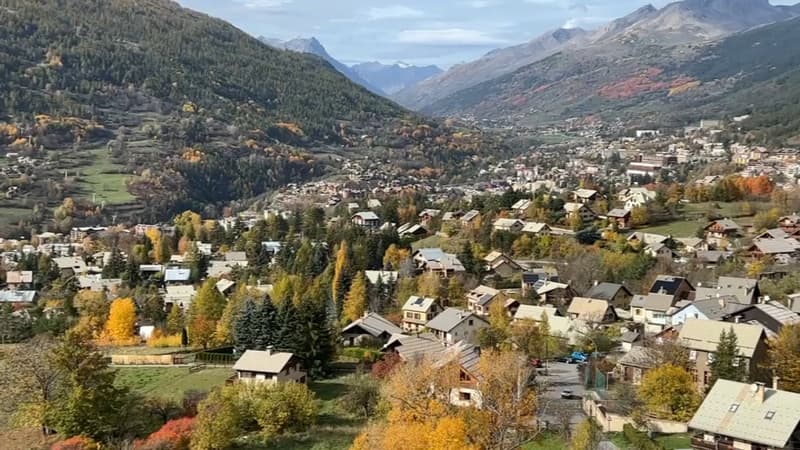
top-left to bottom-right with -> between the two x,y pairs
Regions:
332,241 -> 349,306
342,272 -> 368,323
104,297 -> 137,344
382,244 -> 410,270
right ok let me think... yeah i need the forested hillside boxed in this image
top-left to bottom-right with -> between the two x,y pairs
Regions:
0,0 -> 507,229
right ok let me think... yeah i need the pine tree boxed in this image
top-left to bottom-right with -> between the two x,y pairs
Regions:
709,328 -> 747,388
101,246 -> 125,279
234,299 -> 258,352
274,300 -> 300,354
296,299 -> 335,378
186,243 -> 209,283
254,298 -> 278,351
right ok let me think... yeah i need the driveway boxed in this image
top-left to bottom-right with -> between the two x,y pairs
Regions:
535,361 -> 587,431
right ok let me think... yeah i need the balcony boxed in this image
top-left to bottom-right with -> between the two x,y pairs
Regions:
691,435 -> 735,450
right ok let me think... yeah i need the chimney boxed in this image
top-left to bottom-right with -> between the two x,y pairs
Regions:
265,346 -> 273,356
755,382 -> 766,403
718,296 -> 725,308
774,376 -> 780,390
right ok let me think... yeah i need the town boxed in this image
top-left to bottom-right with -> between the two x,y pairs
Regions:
3,116 -> 800,450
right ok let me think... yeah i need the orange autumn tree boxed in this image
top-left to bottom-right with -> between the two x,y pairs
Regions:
135,417 -> 195,450
104,297 -> 137,344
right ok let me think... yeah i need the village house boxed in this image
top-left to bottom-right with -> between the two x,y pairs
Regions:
566,297 -> 618,324
482,251 -> 522,279
412,248 -> 465,278
704,219 -> 742,248
511,199 -> 533,216
646,242 -> 678,260
606,209 -> 632,230
522,222 -> 552,235
351,211 -> 381,229
631,293 -> 684,333
425,308 -> 489,346
232,348 -> 307,385
627,232 -> 671,248
164,268 -> 192,284
670,295 -> 748,327
53,256 -> 88,277
695,277 -> 761,305
364,270 -> 398,286
678,319 -> 768,392
341,312 -> 403,346
618,187 -> 657,211
779,214 -> 800,232
746,238 -> 800,264
5,270 -> 33,288
564,203 -> 596,224
689,380 -> 800,450
164,285 -> 196,310
585,282 -> 634,309
572,189 -> 600,204
676,238 -> 709,255
617,346 -> 658,385
466,285 -> 507,316
650,275 -> 695,300
418,209 -> 441,226
0,290 -> 37,309
401,296 -> 441,333
493,218 -> 525,233
536,281 -> 577,311
721,302 -> 800,338
397,223 -> 428,238
461,210 -> 481,227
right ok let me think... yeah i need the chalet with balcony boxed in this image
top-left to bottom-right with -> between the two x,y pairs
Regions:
401,296 -> 441,333
425,308 -> 489,346
232,348 -> 307,385
705,219 -> 742,248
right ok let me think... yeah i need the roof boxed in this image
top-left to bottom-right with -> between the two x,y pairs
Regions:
537,281 -> 570,295
382,333 -> 443,361
0,290 -> 36,303
678,319 -> 765,358
353,211 -> 379,221
586,283 -> 631,301
677,296 -> 748,321
233,350 -> 295,374
364,270 -> 398,285
607,208 -> 630,218
462,210 -> 480,222
425,308 -> 486,333
574,189 -> 598,199
53,256 -> 87,272
418,209 -> 441,218
403,296 -> 438,313
749,302 -> 800,331
755,228 -> 790,240
514,305 -> 559,321
493,218 -> 523,229
164,268 -> 191,282
224,251 -> 248,262
467,285 -> 501,307
208,260 -> 248,278
628,232 -> 669,245
165,285 -> 196,302
677,237 -> 704,248
564,202 -> 589,213
689,380 -> 800,448
483,250 -> 505,263
707,219 -> 741,231
630,293 -> 677,312
749,238 -> 800,255
522,222 -> 550,233
6,271 -> 33,284
413,248 -> 465,272
567,297 -> 611,321
697,250 -> 734,263
342,313 -> 403,337
696,277 -> 759,304
216,279 -> 236,294
649,275 -> 692,296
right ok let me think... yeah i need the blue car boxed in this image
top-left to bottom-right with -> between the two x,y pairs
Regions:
570,351 -> 588,363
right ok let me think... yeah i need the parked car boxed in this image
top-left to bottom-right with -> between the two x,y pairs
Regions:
530,358 -> 543,368
570,351 -> 588,363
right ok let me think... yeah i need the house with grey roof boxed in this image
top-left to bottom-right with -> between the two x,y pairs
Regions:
695,277 -> 760,305
233,348 -> 306,385
364,270 -> 398,286
670,296 -> 749,327
585,282 -> 633,309
164,268 -> 191,284
461,210 -> 480,226
689,380 -> 800,450
746,239 -> 800,264
493,218 -> 525,233
352,211 -> 380,229
412,248 -> 465,278
425,308 -> 489,346
631,293 -> 683,333
679,319 -> 768,392
0,290 -> 37,307
401,296 -> 441,332
466,285 -> 507,317
705,219 -> 742,248
723,302 -> 800,338
341,312 -> 403,346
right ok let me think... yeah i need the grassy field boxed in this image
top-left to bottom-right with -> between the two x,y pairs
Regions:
114,366 -> 233,400
638,219 -> 704,238
244,377 -> 367,450
0,207 -> 33,235
101,345 -> 186,356
654,433 -> 692,449
411,233 -> 468,253
638,201 -> 762,238
77,148 -> 135,205
522,433 -> 568,450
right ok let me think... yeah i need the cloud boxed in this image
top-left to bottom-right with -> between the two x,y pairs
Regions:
466,0 -> 500,7
562,15 -> 610,29
232,0 -> 292,10
366,5 -> 425,20
396,28 -> 509,46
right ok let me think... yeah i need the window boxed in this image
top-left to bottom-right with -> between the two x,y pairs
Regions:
732,358 -> 740,367
689,350 -> 697,360
635,308 -> 643,315
469,319 -> 474,326
707,353 -> 715,363
729,403 -> 739,412
765,411 -> 776,420
459,391 -> 472,401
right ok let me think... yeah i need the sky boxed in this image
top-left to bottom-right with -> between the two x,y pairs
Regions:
177,0 -> 798,68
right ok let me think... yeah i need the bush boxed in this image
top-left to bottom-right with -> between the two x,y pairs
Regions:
134,417 -> 195,450
252,382 -> 318,440
623,424 -> 665,450
340,347 -> 382,363
148,331 -> 183,348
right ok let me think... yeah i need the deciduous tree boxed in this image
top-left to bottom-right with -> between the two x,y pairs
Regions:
638,364 -> 700,421
104,297 -> 137,343
342,271 -> 368,323
767,323 -> 800,393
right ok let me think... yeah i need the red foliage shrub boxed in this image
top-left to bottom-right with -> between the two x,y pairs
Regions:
371,352 -> 402,379
134,417 -> 195,450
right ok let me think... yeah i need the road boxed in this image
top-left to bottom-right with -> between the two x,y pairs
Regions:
536,361 -> 587,432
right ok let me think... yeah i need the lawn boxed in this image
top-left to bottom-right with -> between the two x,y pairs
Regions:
0,207 -> 33,234
411,233 -> 468,253
114,366 -> 233,401
638,219 -> 704,238
522,432 -> 568,450
243,377 -> 367,450
654,433 -> 692,449
101,345 -> 186,356
77,148 -> 135,205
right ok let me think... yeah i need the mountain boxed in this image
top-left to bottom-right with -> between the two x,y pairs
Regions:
350,62 -> 442,95
391,27 -> 590,110
424,0 -> 800,125
0,0 -> 408,221
260,36 -> 385,95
